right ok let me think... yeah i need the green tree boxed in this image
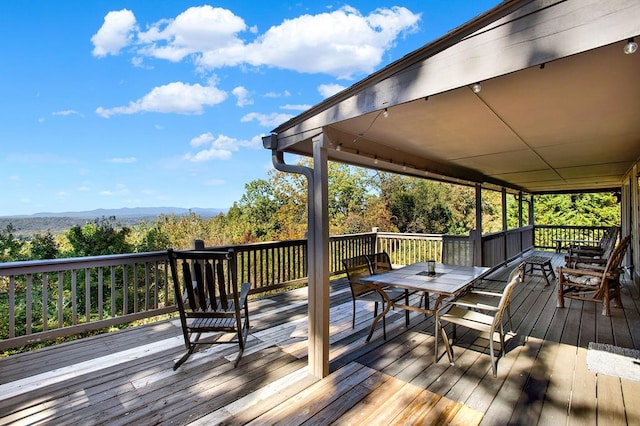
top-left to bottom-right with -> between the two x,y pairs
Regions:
29,231 -> 59,259
66,217 -> 133,256
0,224 -> 25,262
534,193 -> 619,225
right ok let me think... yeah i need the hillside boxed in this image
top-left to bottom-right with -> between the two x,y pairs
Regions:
0,207 -> 227,238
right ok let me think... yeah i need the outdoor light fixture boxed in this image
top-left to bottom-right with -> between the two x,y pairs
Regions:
624,38 -> 638,54
471,82 -> 481,93
383,108 -> 389,118
336,144 -> 342,151
374,156 -> 379,165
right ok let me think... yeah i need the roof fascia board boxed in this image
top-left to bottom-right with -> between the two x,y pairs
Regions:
272,0 -> 640,150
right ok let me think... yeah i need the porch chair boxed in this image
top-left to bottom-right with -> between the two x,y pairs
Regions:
557,235 -> 630,316
367,251 -> 412,325
168,248 -> 250,370
564,226 -> 619,267
342,254 -> 407,340
454,285 -> 514,332
435,262 -> 525,377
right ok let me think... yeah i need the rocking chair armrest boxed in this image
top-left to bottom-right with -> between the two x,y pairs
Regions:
573,263 -> 606,272
565,255 -> 607,264
558,267 -> 603,278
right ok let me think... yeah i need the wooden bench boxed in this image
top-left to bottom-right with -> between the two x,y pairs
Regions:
523,255 -> 555,287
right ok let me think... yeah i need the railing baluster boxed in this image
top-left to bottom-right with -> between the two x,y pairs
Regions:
42,273 -> 48,332
85,269 -> 91,323
9,276 -> 15,338
57,271 -> 63,329
72,270 -> 78,325
123,264 -> 128,315
26,274 -> 32,335
133,265 -> 139,314
110,266 -> 116,317
98,267 -> 104,320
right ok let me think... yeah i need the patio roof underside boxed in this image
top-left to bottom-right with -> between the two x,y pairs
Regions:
270,0 -> 640,195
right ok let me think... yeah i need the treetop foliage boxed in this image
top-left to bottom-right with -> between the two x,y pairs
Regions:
0,162 -> 621,261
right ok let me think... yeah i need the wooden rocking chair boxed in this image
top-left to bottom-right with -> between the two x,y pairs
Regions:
168,248 -> 250,370
557,235 -> 630,316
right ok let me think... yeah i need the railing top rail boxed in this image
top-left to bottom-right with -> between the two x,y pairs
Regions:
0,251 -> 169,276
202,239 -> 307,252
376,232 -> 444,240
534,224 -> 613,230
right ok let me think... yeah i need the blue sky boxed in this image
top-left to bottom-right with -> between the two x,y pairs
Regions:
0,1 -> 500,216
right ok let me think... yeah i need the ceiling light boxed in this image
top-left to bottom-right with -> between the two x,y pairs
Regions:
335,144 -> 342,151
624,38 -> 638,54
382,108 -> 389,118
471,82 -> 481,93
373,156 -> 379,165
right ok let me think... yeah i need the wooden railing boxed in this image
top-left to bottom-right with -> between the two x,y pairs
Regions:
0,233 -> 377,350
479,226 -> 534,268
0,252 -> 173,350
3,224 -> 602,350
533,225 -> 611,251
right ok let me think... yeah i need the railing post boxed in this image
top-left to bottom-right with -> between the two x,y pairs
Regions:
371,227 -> 379,254
471,229 -> 482,266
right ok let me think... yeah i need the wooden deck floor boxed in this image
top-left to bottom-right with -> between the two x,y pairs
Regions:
2,252 -> 640,425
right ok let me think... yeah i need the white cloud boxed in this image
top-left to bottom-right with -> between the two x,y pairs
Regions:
91,9 -> 137,57
232,86 -> 253,107
264,90 -> 291,98
235,6 -> 421,79
94,6 -> 420,79
96,81 -> 227,117
318,83 -> 346,98
189,132 -> 215,148
106,157 -> 137,163
241,112 -> 294,127
137,6 -> 247,62
205,179 -> 226,186
281,104 -> 311,111
184,133 -> 261,162
52,110 -> 83,117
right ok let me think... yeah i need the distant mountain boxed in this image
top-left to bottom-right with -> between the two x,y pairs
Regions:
0,207 -> 229,237
5,207 -> 228,219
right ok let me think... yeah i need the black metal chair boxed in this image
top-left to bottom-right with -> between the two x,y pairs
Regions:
168,248 -> 250,370
342,254 -> 407,340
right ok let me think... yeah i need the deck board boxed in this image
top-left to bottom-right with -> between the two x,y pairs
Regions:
1,251 -> 639,425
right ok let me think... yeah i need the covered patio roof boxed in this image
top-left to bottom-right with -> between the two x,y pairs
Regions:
263,0 -> 640,379
267,0 -> 640,194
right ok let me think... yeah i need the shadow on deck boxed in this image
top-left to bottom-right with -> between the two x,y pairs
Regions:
1,251 -> 640,425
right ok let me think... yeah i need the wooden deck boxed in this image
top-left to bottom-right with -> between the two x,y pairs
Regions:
2,251 -> 639,425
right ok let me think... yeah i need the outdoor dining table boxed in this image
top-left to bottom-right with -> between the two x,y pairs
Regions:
359,262 -> 490,343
